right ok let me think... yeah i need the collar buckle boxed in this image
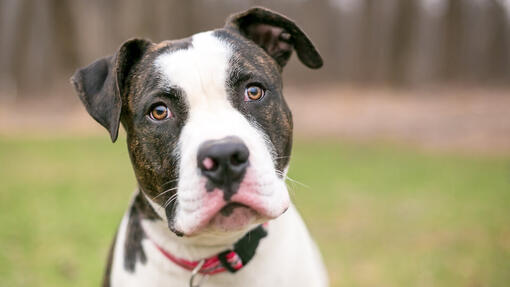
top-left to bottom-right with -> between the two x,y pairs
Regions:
189,259 -> 208,287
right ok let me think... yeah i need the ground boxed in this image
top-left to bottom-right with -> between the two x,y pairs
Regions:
0,86 -> 509,286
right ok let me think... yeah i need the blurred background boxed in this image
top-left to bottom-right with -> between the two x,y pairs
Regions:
0,0 -> 509,286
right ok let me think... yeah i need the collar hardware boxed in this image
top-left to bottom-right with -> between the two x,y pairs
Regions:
189,259 -> 207,287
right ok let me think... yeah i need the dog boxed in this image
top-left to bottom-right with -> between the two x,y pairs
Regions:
72,7 -> 327,287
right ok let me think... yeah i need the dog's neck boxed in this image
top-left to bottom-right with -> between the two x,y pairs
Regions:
138,190 -> 258,261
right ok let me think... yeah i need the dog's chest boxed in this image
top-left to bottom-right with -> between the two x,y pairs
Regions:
108,203 -> 328,287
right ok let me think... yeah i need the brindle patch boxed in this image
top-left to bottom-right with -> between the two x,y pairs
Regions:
119,39 -> 193,222
72,37 -> 192,210
123,190 -> 160,272
215,29 -> 293,174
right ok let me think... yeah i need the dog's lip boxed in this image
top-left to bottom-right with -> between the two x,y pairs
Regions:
202,198 -> 265,226
210,203 -> 258,231
181,193 -> 277,236
219,202 -> 250,216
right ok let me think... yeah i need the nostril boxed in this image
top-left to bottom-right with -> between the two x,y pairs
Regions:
202,157 -> 217,171
230,150 -> 248,166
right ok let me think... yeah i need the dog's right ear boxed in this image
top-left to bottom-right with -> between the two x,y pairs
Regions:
71,38 -> 152,142
226,7 -> 323,69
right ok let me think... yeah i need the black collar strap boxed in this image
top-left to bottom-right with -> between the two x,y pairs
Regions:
217,224 -> 268,272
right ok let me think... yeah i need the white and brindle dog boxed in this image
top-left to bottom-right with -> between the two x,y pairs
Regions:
72,7 -> 327,287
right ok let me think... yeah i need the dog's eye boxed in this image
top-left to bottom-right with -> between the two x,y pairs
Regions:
149,104 -> 171,121
244,85 -> 265,101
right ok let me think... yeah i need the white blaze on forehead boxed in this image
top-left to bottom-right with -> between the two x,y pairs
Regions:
154,31 -> 232,107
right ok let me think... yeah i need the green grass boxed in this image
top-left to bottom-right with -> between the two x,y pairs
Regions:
1,136 -> 509,287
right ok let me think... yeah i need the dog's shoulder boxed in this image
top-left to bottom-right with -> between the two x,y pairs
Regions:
106,191 -> 167,286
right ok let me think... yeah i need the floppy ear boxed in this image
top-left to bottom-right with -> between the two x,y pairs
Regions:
71,38 -> 152,142
226,7 -> 323,69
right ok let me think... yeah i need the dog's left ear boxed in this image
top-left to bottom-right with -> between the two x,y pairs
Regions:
226,7 -> 323,69
71,39 -> 152,142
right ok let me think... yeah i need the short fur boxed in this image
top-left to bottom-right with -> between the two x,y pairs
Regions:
72,7 -> 327,287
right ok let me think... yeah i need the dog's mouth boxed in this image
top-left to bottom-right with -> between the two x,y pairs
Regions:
208,202 -> 259,231
174,174 -> 290,236
219,202 -> 248,216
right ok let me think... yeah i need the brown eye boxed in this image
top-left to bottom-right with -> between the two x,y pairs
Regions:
244,85 -> 264,101
149,104 -> 171,121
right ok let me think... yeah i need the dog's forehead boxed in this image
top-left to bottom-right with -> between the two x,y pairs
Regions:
153,31 -> 232,106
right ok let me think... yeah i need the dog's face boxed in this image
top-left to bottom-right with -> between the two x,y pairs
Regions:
124,31 -> 294,236
72,8 -> 322,236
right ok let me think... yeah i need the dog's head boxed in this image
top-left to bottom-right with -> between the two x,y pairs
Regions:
72,7 -> 322,237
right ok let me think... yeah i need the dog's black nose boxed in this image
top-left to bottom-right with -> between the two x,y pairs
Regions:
197,136 -> 250,200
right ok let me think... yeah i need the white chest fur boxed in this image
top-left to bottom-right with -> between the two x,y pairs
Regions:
109,202 -> 328,287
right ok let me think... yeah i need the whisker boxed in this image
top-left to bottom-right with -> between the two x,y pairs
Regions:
163,193 -> 179,209
274,156 -> 290,160
274,168 -> 309,189
168,195 -> 179,218
284,175 -> 310,189
161,178 -> 179,187
275,170 -> 285,177
153,186 -> 178,200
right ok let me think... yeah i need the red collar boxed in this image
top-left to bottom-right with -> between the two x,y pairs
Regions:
152,224 -> 268,275
154,245 -> 244,275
